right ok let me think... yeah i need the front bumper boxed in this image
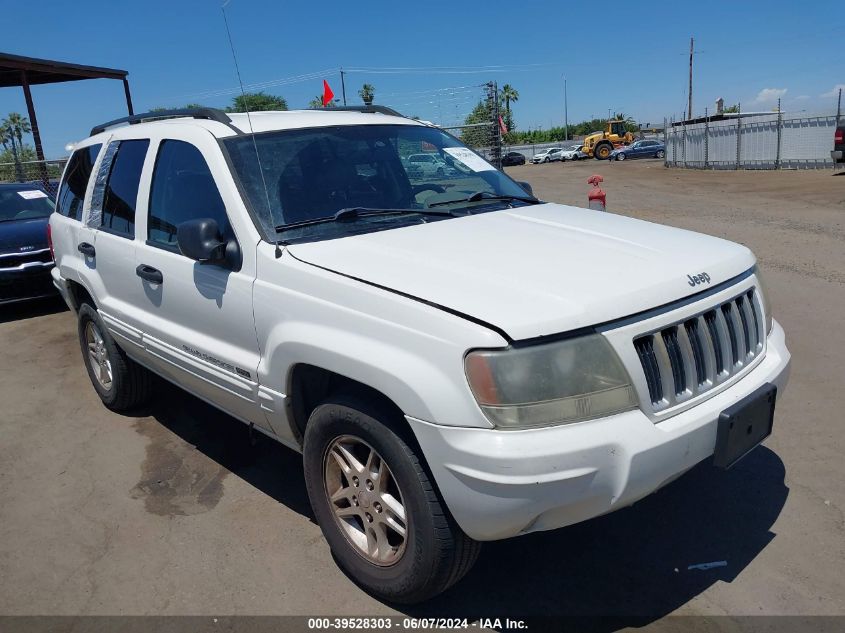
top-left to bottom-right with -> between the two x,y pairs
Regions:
0,264 -> 56,305
408,320 -> 790,541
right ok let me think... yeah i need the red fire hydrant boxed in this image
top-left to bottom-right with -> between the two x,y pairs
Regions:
587,174 -> 606,211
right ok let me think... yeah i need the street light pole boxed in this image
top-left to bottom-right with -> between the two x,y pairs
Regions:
563,76 -> 569,141
340,69 -> 347,106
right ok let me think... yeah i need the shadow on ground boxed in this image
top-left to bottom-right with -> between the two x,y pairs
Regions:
0,295 -> 67,324
133,381 -> 787,630
405,445 -> 788,631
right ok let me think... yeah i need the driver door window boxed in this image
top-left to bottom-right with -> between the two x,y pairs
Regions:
148,140 -> 230,250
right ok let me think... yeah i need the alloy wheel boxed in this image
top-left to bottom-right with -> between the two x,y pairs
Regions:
323,435 -> 408,566
85,321 -> 112,390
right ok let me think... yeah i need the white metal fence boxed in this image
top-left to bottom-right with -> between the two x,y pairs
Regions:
665,111 -> 839,170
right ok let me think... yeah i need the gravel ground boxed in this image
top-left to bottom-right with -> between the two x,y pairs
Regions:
1,160 -> 843,629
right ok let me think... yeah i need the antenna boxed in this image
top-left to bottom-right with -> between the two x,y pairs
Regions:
221,0 -> 283,258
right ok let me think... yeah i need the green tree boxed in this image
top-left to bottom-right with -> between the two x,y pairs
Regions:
0,143 -> 37,182
358,83 -> 375,106
149,103 -> 208,112
226,92 -> 288,112
723,104 -> 740,114
461,100 -> 493,148
308,95 -> 338,109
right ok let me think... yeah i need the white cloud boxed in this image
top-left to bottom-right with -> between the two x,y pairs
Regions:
753,88 -> 788,104
794,95 -> 811,101
820,84 -> 845,98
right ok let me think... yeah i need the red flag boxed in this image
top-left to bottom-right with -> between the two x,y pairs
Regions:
498,115 -> 508,134
322,80 -> 335,107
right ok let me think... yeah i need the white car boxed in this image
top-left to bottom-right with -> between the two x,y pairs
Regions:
531,147 -> 563,163
405,152 -> 452,178
560,144 -> 587,161
50,106 -> 790,604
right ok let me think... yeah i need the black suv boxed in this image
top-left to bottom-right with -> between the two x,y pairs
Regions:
833,122 -> 844,164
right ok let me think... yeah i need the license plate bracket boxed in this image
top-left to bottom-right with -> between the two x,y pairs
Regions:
713,383 -> 777,469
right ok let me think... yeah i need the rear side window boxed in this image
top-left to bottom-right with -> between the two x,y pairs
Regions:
147,140 -> 229,249
56,144 -> 101,220
100,139 -> 149,237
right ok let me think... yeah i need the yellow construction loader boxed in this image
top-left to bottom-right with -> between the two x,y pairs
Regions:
582,120 -> 635,160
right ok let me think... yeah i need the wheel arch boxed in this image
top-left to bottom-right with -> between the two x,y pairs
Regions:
66,279 -> 97,310
287,363 -> 419,452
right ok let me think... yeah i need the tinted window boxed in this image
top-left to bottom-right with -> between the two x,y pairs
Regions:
101,140 -> 149,237
148,140 -> 228,249
56,144 -> 101,220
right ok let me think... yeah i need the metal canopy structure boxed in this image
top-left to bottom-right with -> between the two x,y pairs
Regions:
0,52 -> 133,184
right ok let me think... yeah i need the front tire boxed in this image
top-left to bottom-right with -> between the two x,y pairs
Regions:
656,149 -> 665,159
77,302 -> 152,411
616,152 -> 626,161
303,394 -> 480,604
594,142 -> 613,160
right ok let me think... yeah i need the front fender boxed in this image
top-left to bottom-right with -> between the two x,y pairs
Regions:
254,248 -> 506,430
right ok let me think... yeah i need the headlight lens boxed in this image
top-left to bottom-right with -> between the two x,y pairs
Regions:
465,334 -> 638,429
755,266 -> 774,334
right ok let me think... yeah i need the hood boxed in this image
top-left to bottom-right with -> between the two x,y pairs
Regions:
0,216 -> 49,253
289,204 -> 755,341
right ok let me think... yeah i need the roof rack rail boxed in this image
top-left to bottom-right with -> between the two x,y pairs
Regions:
322,105 -> 404,117
90,108 -> 233,136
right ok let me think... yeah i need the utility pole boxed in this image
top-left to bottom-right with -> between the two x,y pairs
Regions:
486,81 -> 502,169
688,36 -> 694,120
340,69 -> 347,106
563,76 -> 569,140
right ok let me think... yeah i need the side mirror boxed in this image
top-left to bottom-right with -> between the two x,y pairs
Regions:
517,181 -> 534,196
177,218 -> 241,270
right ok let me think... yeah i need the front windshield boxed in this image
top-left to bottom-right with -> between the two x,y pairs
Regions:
0,187 -> 55,222
223,123 -> 533,243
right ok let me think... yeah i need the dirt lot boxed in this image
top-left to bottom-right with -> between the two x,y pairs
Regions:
1,160 -> 844,627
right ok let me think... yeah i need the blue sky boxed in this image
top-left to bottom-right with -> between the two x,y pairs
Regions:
2,0 -> 842,157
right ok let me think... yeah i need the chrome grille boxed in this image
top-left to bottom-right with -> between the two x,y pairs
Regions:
634,289 -> 765,411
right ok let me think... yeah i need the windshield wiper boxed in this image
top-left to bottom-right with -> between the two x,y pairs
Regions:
426,191 -> 540,209
275,207 -> 458,233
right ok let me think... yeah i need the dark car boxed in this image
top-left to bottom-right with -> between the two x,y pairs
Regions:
833,123 -> 844,164
610,139 -> 666,161
0,183 -> 56,305
501,151 -> 526,166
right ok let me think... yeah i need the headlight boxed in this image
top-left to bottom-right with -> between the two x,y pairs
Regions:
754,266 -> 774,334
465,334 -> 638,429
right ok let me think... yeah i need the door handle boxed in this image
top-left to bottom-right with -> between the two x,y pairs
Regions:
77,242 -> 96,257
135,264 -> 163,284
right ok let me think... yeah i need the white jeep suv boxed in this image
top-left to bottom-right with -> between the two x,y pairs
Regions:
49,106 -> 790,604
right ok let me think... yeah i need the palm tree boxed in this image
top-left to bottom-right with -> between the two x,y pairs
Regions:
1,113 -> 31,181
358,84 -> 375,106
500,84 -> 519,114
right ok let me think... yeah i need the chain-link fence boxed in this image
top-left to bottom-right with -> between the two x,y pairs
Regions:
664,110 -> 840,170
0,158 -> 67,196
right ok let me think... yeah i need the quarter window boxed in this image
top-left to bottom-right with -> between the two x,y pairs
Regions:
56,144 -> 101,220
100,139 -> 149,237
148,140 -> 229,249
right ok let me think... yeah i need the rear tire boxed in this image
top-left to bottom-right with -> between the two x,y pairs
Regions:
303,394 -> 480,604
77,302 -> 152,411
656,150 -> 665,159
